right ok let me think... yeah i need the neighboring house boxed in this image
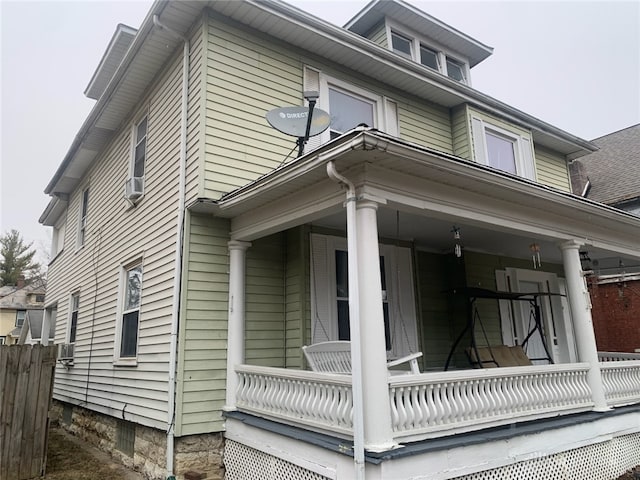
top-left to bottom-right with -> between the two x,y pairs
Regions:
570,124 -> 640,354
39,1 -> 640,479
0,276 -> 46,345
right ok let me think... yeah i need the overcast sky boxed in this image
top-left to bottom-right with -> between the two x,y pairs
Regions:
1,0 -> 639,264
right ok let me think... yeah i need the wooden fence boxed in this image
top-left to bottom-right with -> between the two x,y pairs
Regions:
0,344 -> 57,480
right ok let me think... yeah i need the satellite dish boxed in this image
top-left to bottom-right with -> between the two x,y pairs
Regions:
266,106 -> 330,138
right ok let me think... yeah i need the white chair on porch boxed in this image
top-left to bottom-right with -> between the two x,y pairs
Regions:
302,341 -> 422,375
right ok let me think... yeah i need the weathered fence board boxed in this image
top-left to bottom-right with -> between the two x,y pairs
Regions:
0,345 -> 57,480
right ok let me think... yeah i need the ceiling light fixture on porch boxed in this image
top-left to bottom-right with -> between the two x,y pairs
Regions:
451,226 -> 462,258
530,243 -> 541,269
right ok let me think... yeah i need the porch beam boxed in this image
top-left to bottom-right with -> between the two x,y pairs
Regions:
355,199 -> 396,451
224,240 -> 252,411
559,240 -> 608,411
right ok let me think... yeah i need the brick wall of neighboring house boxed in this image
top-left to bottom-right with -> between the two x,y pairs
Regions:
588,277 -> 640,353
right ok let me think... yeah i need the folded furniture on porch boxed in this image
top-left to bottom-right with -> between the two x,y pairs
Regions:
302,340 -> 422,374
467,345 -> 533,368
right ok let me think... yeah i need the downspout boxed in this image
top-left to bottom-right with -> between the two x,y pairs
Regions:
326,162 -> 365,480
153,15 -> 189,480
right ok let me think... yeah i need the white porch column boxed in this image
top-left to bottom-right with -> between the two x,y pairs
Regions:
559,240 -> 608,411
224,240 -> 251,411
355,199 -> 396,451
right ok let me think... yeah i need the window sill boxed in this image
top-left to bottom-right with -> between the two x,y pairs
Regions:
113,358 -> 138,367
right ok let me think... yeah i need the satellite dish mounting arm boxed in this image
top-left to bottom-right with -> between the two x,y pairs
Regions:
297,90 -> 319,157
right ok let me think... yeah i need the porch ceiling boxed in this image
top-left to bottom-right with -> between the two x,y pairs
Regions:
199,129 -> 640,266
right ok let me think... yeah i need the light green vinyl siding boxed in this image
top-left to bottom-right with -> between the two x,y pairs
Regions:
451,104 -> 471,160
245,233 -> 286,367
367,22 -> 388,48
203,13 -> 303,199
47,42 -> 191,430
398,100 -> 453,153
176,212 -> 230,436
284,226 -> 309,369
535,146 -> 571,192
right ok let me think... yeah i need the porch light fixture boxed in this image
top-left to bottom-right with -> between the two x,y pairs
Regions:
530,243 -> 541,269
451,226 -> 462,258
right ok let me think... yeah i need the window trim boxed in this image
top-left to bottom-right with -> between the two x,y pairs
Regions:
77,187 -> 89,249
67,293 -> 80,344
310,234 -> 419,359
16,310 -> 26,328
114,258 -> 143,366
470,114 -> 536,181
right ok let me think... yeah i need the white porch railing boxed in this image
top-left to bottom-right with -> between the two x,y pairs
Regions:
235,365 -> 353,436
598,351 -> 640,362
388,363 -> 593,441
235,363 -> 599,442
600,360 -> 640,407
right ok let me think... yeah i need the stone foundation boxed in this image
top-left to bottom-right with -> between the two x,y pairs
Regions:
50,400 -> 225,480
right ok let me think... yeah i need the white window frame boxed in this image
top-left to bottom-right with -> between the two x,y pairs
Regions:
470,115 -> 536,181
16,310 -> 26,328
67,293 -> 80,344
51,215 -> 66,260
310,234 -> 419,359
130,113 -> 148,180
77,187 -> 89,249
385,19 -> 471,85
114,259 -> 143,365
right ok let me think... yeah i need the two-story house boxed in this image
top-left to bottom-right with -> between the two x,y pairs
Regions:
40,1 -> 640,479
0,276 -> 46,345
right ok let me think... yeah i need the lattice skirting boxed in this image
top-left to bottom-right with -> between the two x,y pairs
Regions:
453,432 -> 640,480
224,440 -> 331,480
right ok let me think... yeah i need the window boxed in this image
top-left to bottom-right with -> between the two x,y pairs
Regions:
0,337 -> 5,345
328,87 -> 376,139
310,234 -> 419,359
391,31 -> 412,58
51,217 -> 66,259
69,294 -> 79,343
132,116 -> 147,178
419,45 -> 439,70
78,188 -> 89,247
35,294 -> 46,303
386,23 -> 470,84
303,68 -> 398,152
116,262 -> 143,360
446,57 -> 466,82
16,310 -> 26,327
470,114 -> 536,180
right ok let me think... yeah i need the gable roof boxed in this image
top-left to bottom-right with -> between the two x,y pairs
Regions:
579,124 -> 640,205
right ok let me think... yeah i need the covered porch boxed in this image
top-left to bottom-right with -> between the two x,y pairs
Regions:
195,129 -> 640,478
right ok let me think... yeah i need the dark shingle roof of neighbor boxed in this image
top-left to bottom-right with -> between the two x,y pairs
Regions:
579,124 -> 640,205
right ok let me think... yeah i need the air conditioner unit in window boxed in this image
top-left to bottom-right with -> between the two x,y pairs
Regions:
58,343 -> 74,361
125,177 -> 144,201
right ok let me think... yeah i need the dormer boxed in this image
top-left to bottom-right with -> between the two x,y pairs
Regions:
346,0 -> 493,86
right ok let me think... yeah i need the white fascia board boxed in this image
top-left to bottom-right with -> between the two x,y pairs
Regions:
39,197 -> 68,226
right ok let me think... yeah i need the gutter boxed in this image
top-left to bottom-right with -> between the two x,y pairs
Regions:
152,14 -> 190,480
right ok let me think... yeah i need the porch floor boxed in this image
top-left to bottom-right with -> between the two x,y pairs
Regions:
224,404 -> 640,464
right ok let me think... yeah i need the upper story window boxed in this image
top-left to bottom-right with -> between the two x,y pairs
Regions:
470,112 -> 536,181
133,116 -> 147,178
328,87 -> 376,140
388,24 -> 470,85
51,216 -> 66,260
68,293 -> 80,343
77,188 -> 89,248
16,310 -> 26,327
